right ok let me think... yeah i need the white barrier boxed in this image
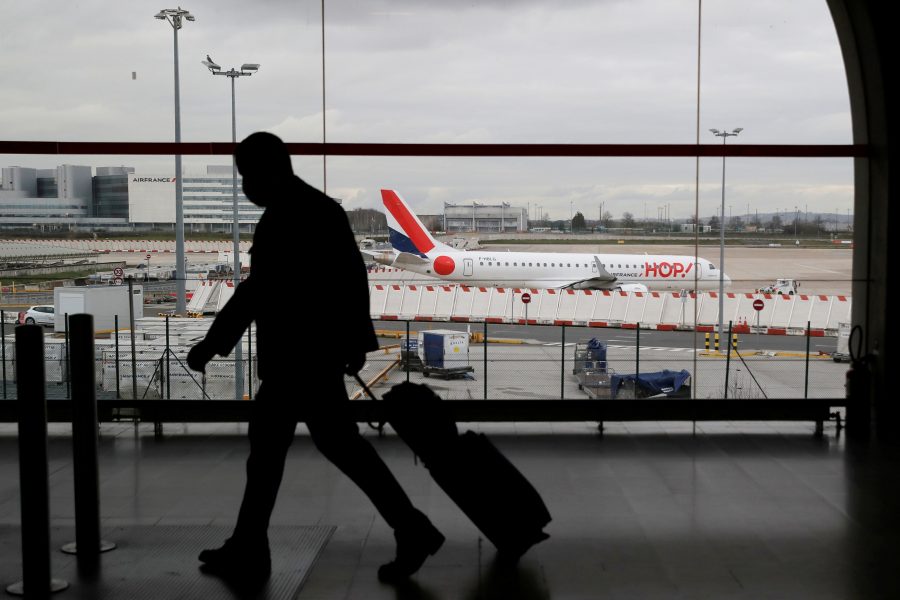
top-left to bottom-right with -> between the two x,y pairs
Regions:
827,295 -> 852,330
370,284 -> 853,336
470,287 -> 493,321
556,290 -> 580,325
486,288 -> 513,323
433,285 -> 457,320
537,289 -> 561,324
398,285 -> 423,320
371,284 -> 390,318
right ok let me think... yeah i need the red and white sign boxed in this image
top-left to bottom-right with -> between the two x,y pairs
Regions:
521,292 -> 532,304
753,299 -> 765,311
113,267 -> 124,278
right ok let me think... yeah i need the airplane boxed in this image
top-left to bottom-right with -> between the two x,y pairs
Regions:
369,189 -> 731,293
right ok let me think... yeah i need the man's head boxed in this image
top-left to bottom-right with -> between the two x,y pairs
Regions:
235,132 -> 293,207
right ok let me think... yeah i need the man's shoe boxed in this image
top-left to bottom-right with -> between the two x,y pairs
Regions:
198,539 -> 272,582
378,515 -> 445,583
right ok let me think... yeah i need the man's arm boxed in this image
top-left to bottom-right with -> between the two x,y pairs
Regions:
187,276 -> 256,372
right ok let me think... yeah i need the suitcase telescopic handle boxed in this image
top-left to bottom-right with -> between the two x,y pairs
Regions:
353,373 -> 386,434
353,373 -> 379,401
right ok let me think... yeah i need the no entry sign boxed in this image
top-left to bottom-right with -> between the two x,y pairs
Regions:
753,299 -> 765,311
521,292 -> 532,304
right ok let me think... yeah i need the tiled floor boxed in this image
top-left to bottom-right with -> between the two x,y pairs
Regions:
1,421 -> 898,599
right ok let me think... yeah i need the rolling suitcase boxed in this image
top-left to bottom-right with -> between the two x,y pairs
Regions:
358,378 -> 551,559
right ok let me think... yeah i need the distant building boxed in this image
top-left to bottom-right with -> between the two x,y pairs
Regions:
127,165 -> 264,233
0,163 -> 266,232
444,202 -> 528,233
681,223 -> 712,233
1,165 -> 98,229
419,214 -> 444,232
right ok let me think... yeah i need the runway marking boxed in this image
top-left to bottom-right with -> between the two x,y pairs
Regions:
796,263 -> 846,275
544,343 -> 699,353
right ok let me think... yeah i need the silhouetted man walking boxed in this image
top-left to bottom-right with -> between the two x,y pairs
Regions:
187,132 -> 443,584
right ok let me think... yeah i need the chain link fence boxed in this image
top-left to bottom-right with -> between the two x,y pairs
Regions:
0,318 -> 848,402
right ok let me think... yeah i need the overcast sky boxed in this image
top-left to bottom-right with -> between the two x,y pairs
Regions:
0,0 -> 852,221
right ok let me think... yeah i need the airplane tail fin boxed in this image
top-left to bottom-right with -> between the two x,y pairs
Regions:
381,189 -> 453,257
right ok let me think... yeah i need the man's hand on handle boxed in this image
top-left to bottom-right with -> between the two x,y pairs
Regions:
187,340 -> 216,373
345,352 -> 366,376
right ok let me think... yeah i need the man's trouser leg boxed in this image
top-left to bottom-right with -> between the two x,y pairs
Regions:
306,376 -> 417,531
232,384 -> 297,544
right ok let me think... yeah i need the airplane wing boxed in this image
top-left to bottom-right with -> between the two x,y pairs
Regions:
392,251 -> 431,267
562,256 -> 619,290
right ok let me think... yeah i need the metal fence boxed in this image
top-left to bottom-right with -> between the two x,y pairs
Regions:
0,316 -> 847,403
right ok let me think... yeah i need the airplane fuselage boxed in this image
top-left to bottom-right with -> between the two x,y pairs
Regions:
387,250 -> 726,291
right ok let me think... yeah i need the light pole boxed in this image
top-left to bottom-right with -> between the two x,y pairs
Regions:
203,56 -> 259,400
710,127 -> 742,339
155,7 -> 194,314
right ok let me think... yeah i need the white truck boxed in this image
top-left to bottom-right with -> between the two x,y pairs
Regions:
757,278 -> 800,295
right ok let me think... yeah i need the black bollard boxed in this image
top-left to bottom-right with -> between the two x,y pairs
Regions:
60,315 -> 115,571
7,325 -> 68,597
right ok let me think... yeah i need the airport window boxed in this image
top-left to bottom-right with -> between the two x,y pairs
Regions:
0,1 -> 859,408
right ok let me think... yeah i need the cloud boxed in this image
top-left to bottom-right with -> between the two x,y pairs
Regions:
0,0 -> 853,218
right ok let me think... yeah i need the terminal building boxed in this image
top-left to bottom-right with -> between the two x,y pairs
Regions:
443,202 -> 528,233
0,164 -> 268,232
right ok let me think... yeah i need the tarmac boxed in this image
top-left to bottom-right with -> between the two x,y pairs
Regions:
354,342 -> 847,402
